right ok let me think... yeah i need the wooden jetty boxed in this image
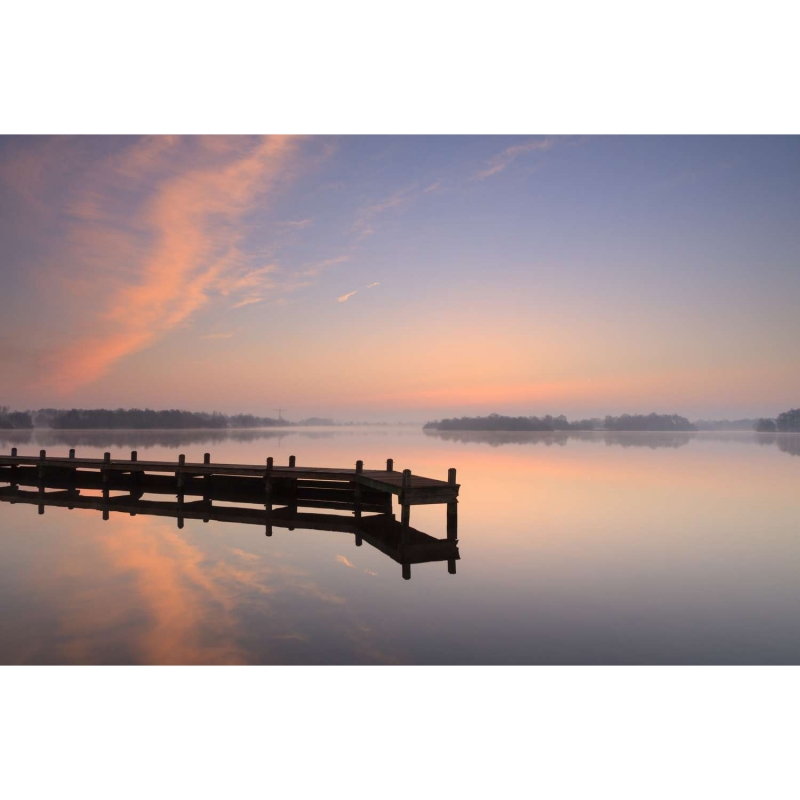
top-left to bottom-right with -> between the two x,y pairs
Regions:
0,449 -> 461,580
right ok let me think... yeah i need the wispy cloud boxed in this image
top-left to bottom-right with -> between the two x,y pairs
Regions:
423,181 -> 441,193
279,218 -> 313,229
231,296 -> 264,309
353,188 -> 412,239
335,555 -> 356,569
300,254 -> 350,277
366,281 -> 380,289
337,290 -> 358,303
474,138 -> 554,180
40,135 -> 301,392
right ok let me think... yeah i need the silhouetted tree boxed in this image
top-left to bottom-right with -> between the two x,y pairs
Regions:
755,418 -> 777,432
0,406 -> 33,429
776,408 -> 800,432
603,413 -> 696,431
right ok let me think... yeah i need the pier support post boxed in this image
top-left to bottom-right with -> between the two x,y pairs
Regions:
353,461 -> 363,518
400,469 -> 411,538
202,453 -> 211,515
129,451 -> 139,505
176,454 -> 185,494
447,468 -> 458,542
10,447 -> 18,488
402,563 -> 411,581
38,450 -> 46,512
265,459 -> 273,537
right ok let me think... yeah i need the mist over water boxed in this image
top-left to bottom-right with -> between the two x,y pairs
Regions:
1,427 -> 799,664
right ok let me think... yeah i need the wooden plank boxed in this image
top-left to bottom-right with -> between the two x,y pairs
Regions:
0,454 -> 460,503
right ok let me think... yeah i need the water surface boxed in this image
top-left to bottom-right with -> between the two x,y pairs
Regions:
1,427 -> 798,664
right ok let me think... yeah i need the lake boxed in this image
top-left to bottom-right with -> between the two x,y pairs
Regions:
1,427 -> 798,664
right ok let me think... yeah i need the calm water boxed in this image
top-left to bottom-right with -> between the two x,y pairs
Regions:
1,427 -> 798,665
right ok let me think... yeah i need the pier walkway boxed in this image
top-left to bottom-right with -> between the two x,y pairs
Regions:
0,449 -> 461,580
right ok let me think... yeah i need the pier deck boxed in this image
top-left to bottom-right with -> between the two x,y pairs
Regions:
0,449 -> 461,580
0,452 -> 459,505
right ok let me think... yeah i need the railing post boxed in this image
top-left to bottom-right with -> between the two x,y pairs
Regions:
355,460 -> 363,474
203,453 -> 211,515
289,455 -> 296,468
38,450 -> 46,497
69,449 -> 75,459
401,469 -> 411,528
386,458 -> 393,472
265,459 -> 273,537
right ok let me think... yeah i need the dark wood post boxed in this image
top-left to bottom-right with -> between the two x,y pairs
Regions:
402,563 -> 411,580
401,469 -> 411,531
69,449 -> 75,459
11,447 -> 17,457
448,558 -> 457,575
264,466 -> 273,537
447,501 -> 458,541
176,454 -> 185,494
446,467 -> 458,541
175,453 -> 186,530
355,533 -> 362,546
386,458 -> 393,472
38,450 -> 46,497
131,451 -> 137,462
289,455 -> 296,468
353,461 -> 364,518
10,448 -> 18,487
203,453 -> 211,510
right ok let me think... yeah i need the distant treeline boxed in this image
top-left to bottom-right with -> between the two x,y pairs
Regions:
424,414 -> 598,432
693,419 -> 759,431
424,412 -> 697,432
603,413 -> 696,431
0,406 -> 33,429
755,408 -> 800,433
11,408 -> 291,430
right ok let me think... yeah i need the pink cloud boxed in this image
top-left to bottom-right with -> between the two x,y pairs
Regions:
42,136 -> 300,392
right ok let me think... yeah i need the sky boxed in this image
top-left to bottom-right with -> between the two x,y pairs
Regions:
0,135 -> 798,422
